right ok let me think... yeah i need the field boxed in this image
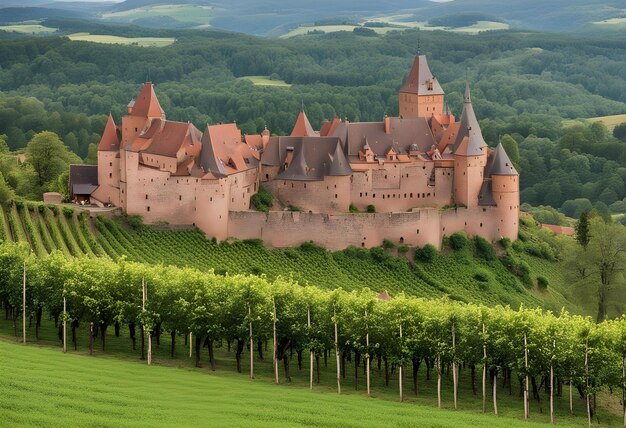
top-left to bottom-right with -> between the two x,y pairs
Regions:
68,33 -> 176,47
239,75 -> 292,87
563,113 -> 626,131
0,24 -> 57,34
0,202 -> 583,314
2,323 -> 622,427
593,17 -> 626,26
101,4 -> 214,28
281,18 -> 508,38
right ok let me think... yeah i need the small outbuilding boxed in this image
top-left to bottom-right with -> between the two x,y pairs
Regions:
43,192 -> 63,204
69,165 -> 98,205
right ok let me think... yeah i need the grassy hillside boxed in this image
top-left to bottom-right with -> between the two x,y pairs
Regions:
2,331 -> 619,427
0,201 -> 583,315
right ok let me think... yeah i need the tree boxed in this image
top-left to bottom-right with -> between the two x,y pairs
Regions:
25,131 -> 81,191
575,211 -> 591,249
84,143 -> 98,165
613,122 -> 626,141
501,134 -> 520,170
568,217 -> 626,322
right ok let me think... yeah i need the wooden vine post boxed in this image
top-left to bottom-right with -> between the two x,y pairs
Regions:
143,278 -> 151,365
550,339 -> 555,425
189,332 -> 192,358
308,305 -> 313,390
586,338 -> 591,427
62,295 -> 67,353
272,296 -> 278,384
22,261 -> 26,344
570,378 -> 574,416
399,322 -> 403,403
493,367 -> 498,416
334,307 -> 341,395
365,309 -> 371,397
452,319 -> 457,409
524,332 -> 529,420
482,323 -> 487,414
249,304 -> 254,379
437,354 -> 442,408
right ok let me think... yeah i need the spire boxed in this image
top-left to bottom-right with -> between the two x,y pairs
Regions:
464,80 -> 472,104
278,143 -> 310,180
130,82 -> 165,119
97,113 -> 120,151
290,110 -> 316,137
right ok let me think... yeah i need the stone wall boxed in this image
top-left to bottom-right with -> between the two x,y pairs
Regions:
227,206 -> 510,250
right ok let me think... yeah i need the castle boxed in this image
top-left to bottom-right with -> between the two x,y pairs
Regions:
71,54 -> 519,250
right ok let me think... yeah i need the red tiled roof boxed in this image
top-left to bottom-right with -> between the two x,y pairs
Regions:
400,55 -> 444,96
130,82 -> 165,118
140,121 -> 202,158
98,113 -> 120,152
291,110 -> 317,137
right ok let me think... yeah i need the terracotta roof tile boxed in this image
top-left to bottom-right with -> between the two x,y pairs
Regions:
400,55 -> 444,96
290,110 -> 317,137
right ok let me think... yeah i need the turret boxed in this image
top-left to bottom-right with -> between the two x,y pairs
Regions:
290,109 -> 316,137
453,82 -> 488,208
488,143 -> 519,239
121,82 -> 165,148
399,55 -> 445,118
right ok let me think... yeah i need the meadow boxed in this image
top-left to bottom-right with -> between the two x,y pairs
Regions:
1,319 -> 622,427
239,75 -> 292,87
67,33 -> 176,47
101,4 -> 214,28
0,24 -> 57,34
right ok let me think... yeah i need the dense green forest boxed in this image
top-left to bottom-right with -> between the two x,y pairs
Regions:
0,26 -> 625,216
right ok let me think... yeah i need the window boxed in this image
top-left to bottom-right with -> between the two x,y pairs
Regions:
335,194 -> 338,199
179,195 -> 182,201
109,162 -> 112,167
109,173 -> 112,178
145,194 -> 148,200
147,206 -> 150,212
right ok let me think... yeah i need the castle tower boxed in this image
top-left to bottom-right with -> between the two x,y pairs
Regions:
453,82 -> 488,208
290,109 -> 316,137
121,82 -> 165,148
489,143 -> 519,239
94,113 -> 121,206
399,55 -> 445,118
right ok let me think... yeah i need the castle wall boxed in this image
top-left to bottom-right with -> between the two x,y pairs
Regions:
493,175 -> 520,240
267,176 -> 351,213
141,153 -> 177,174
399,93 -> 444,118
454,154 -> 486,208
226,207 -> 506,250
349,162 -> 454,212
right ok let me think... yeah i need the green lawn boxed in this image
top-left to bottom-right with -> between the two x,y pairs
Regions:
3,332 -> 619,427
0,24 -> 57,34
239,75 -> 292,87
68,33 -> 175,47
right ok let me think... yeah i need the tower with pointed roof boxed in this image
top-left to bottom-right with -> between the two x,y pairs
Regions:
92,113 -> 121,206
399,55 -> 445,118
452,82 -> 488,208
489,143 -> 520,238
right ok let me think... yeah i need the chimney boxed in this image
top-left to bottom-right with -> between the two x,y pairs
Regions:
384,115 -> 390,134
261,126 -> 270,147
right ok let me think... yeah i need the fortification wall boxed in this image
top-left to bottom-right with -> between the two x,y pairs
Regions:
226,207 -> 509,250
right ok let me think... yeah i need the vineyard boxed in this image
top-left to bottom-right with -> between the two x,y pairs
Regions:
0,201 -> 575,312
0,251 -> 625,426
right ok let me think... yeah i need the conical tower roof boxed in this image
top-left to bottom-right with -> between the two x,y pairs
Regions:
97,113 -> 120,151
290,110 -> 316,137
452,81 -> 487,156
130,82 -> 165,119
278,143 -> 310,180
400,55 -> 444,96
486,143 -> 518,176
327,141 -> 352,176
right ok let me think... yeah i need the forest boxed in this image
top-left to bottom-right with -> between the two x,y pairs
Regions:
0,25 -> 625,216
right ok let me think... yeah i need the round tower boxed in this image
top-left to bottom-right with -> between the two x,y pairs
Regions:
489,143 -> 519,240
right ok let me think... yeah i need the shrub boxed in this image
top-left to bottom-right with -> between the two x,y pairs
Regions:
473,269 -> 491,282
537,276 -> 549,290
349,203 -> 359,213
449,232 -> 469,251
62,207 -> 74,218
398,244 -> 409,254
382,239 -> 395,249
288,205 -> 301,212
127,215 -> 143,229
370,246 -> 386,262
414,244 -> 436,263
48,205 -> 58,216
14,200 -> 23,210
26,203 -> 36,212
37,204 -> 45,214
251,186 -> 273,212
499,237 -> 511,249
473,236 -> 496,260
366,204 -> 376,213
